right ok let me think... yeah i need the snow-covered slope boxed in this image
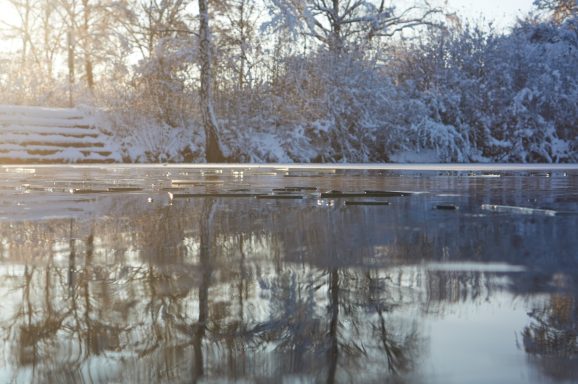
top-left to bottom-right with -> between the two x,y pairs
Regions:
0,105 -> 120,163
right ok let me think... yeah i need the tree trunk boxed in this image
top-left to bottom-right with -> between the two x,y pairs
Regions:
67,30 -> 75,107
330,0 -> 344,54
21,0 -> 31,66
198,0 -> 226,163
238,0 -> 246,89
43,3 -> 54,79
81,0 -> 94,91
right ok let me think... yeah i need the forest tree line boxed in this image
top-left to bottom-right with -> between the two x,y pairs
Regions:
0,0 -> 577,162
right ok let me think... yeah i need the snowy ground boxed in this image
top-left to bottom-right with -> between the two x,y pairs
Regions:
1,103 -> 576,166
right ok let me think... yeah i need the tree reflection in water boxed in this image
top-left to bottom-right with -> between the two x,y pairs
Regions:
0,168 -> 577,383
522,273 -> 578,381
0,199 -> 427,383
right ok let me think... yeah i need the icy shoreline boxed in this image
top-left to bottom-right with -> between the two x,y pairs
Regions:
3,163 -> 578,171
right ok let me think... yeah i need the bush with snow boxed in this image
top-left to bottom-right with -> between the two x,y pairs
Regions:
395,15 -> 578,163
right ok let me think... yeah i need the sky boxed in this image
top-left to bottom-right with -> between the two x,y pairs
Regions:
0,0 -> 537,52
440,0 -> 536,29
0,0 -> 537,29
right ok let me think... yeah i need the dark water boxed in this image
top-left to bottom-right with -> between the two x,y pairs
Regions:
0,165 -> 577,384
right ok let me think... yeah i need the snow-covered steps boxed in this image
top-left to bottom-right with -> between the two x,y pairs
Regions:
0,105 -> 119,163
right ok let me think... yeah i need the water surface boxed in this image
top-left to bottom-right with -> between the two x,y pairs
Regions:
0,165 -> 577,383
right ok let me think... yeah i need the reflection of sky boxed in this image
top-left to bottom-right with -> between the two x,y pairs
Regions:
425,292 -> 534,384
0,264 -> 549,383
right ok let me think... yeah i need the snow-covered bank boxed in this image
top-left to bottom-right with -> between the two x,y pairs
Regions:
95,15 -> 577,164
0,105 -> 120,163
2,12 -> 576,164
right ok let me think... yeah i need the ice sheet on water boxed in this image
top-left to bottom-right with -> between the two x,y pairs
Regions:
424,262 -> 526,273
481,204 -> 557,216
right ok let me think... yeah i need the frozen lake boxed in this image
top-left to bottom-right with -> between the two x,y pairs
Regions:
0,164 -> 577,383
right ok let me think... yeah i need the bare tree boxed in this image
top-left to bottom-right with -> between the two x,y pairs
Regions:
198,0 -> 227,162
534,0 -> 577,22
214,0 -> 262,90
60,0 -> 122,92
266,0 -> 442,53
1,0 -> 69,103
117,0 -> 192,60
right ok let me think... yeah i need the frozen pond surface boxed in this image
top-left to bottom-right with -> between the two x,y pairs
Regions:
0,164 -> 577,383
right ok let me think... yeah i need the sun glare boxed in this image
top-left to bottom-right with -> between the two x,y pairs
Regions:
0,1 -> 24,51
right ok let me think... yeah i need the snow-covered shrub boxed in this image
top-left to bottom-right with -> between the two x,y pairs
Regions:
95,36 -> 207,162
394,15 -> 578,163
94,104 -> 204,162
130,37 -> 197,129
488,16 -> 578,162
0,59 -> 71,107
218,50 -> 415,162
391,25 -> 494,161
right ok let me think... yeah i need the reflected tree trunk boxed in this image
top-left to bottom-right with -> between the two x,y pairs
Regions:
84,231 -> 94,354
327,268 -> 339,384
238,233 -> 247,322
365,268 -> 411,375
68,219 -> 76,291
193,198 -> 215,382
21,266 -> 37,367
234,233 -> 247,375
